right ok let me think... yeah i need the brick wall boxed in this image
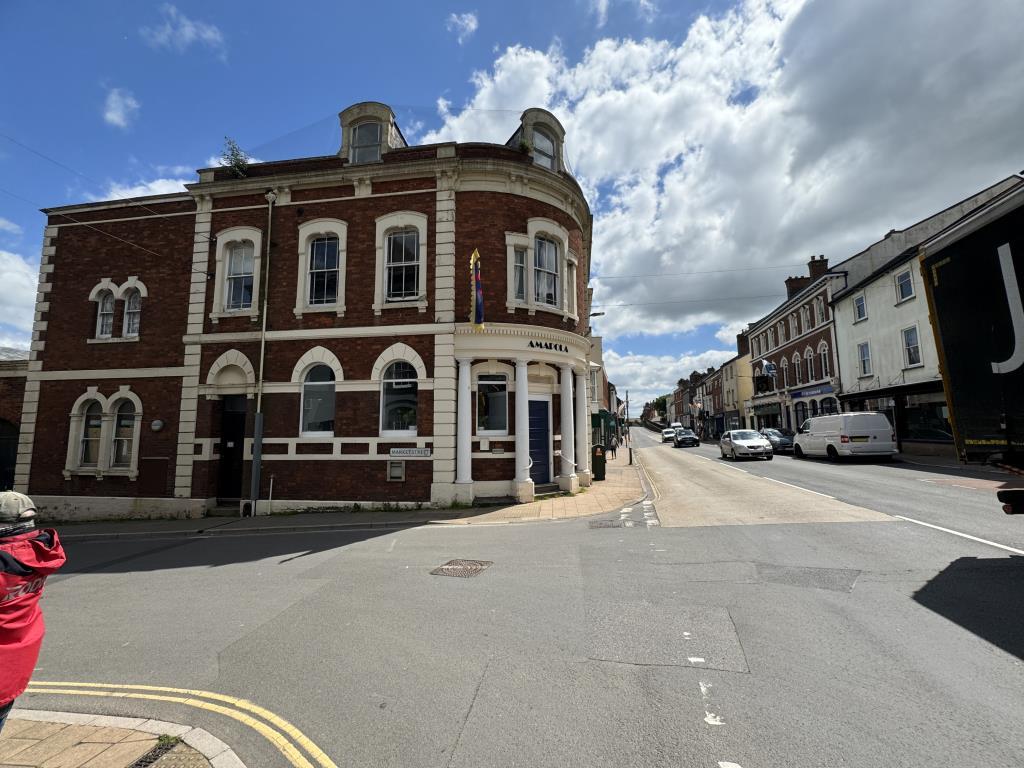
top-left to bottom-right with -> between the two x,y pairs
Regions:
0,377 -> 26,425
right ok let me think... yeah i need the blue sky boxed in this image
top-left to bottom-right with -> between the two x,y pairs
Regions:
2,0 -> 1022,405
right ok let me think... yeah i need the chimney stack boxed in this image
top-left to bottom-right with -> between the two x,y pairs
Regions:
807,254 -> 829,280
784,275 -> 811,298
736,332 -> 750,357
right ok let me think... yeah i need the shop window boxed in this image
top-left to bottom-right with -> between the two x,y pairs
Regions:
477,374 -> 508,435
122,289 -> 141,337
301,365 -> 336,436
902,392 -> 953,441
381,361 -> 418,436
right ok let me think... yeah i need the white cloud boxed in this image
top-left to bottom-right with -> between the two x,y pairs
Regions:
103,88 -> 140,129
426,0 -> 1024,348
0,250 -> 39,332
0,218 -> 22,236
589,0 -> 657,27
715,321 -> 748,345
141,4 -> 226,59
205,152 -> 264,168
154,163 -> 194,176
92,178 -> 191,201
446,12 -> 479,45
602,348 -> 736,407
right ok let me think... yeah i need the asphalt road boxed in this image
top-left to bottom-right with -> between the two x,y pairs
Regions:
20,434 -> 1024,767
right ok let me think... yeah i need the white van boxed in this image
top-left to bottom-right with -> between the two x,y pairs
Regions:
793,412 -> 897,460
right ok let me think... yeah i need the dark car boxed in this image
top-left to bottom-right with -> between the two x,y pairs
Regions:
760,428 -> 793,453
673,427 -> 700,447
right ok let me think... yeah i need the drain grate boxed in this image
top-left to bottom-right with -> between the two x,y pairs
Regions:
430,559 -> 493,577
588,520 -> 623,529
127,740 -> 179,768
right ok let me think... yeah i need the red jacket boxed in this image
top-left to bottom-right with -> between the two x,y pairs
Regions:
1,528 -> 66,705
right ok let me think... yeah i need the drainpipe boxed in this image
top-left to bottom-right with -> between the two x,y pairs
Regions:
249,189 -> 276,510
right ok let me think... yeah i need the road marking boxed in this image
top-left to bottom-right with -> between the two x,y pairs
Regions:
719,763 -> 744,767
715,462 -> 749,474
892,516 -> 1024,555
386,538 -> 397,552
918,479 -> 936,484
26,681 -> 336,768
688,657 -> 706,664
699,681 -> 725,726
951,484 -> 976,490
760,476 -> 835,499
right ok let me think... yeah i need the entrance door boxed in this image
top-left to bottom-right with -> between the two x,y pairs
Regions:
528,399 -> 551,484
217,396 -> 247,501
0,419 -> 17,491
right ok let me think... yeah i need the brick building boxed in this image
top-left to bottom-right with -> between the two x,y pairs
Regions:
748,256 -> 841,430
15,102 -> 595,519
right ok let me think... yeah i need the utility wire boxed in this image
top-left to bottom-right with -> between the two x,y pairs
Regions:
592,293 -> 787,308
592,263 -> 805,280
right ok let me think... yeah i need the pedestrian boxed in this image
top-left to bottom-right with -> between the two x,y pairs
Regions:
0,491 -> 66,735
609,435 -> 618,459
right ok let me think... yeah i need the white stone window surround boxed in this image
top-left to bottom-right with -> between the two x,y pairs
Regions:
504,218 -> 578,322
857,341 -> 873,377
372,342 -> 428,438
902,323 -> 923,369
894,268 -> 916,304
88,277 -> 149,342
206,349 -> 257,399
210,226 -> 263,323
804,346 -> 816,381
294,219 -> 348,318
373,211 -> 428,315
350,119 -> 383,164
818,341 -> 831,379
291,346 -> 345,437
471,361 -> 515,437
853,293 -> 868,323
64,386 -> 144,480
791,352 -> 803,385
300,365 -> 337,438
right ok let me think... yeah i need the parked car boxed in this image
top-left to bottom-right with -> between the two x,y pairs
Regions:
760,427 -> 793,453
793,412 -> 897,460
661,428 -> 676,442
670,422 -> 683,430
673,427 -> 700,447
720,430 -> 773,460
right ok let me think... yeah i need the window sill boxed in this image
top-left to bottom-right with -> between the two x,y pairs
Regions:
88,337 -> 139,344
299,432 -> 335,439
210,310 -> 259,324
477,431 -> 509,438
380,431 -> 418,439
63,468 -> 137,480
375,299 -> 428,315
902,363 -> 924,371
294,304 -> 346,319
852,316 -> 868,325
857,373 -> 874,380
895,295 -> 916,306
506,300 -> 576,323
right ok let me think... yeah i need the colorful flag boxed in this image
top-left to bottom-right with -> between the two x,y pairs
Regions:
471,248 -> 485,329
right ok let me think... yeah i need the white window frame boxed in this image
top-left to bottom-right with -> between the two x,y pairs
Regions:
816,297 -> 825,323
532,127 -> 556,169
294,219 -> 347,318
476,373 -> 509,437
780,358 -> 789,388
95,290 -> 115,339
789,314 -> 798,338
792,353 -> 802,385
895,269 -> 915,303
819,343 -> 830,379
853,294 -> 868,322
122,288 -> 141,338
767,328 -> 775,349
350,121 -> 383,164
373,211 -> 428,315
64,386 -> 143,480
858,342 -> 872,377
777,321 -> 785,345
379,360 -> 419,438
300,364 -> 337,437
805,348 -> 815,381
211,226 -> 263,323
534,235 -> 561,308
110,400 -> 137,468
506,219 -> 577,322
902,324 -> 923,369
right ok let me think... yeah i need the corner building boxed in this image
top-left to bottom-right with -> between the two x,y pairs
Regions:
17,103 -> 595,518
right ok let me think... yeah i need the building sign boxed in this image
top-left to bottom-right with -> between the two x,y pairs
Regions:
753,403 -> 781,416
528,340 -> 569,353
389,447 -> 431,458
791,384 -> 834,399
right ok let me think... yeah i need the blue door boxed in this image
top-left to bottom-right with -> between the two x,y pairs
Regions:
528,400 -> 551,484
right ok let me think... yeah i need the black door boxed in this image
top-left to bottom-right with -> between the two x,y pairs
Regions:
0,419 -> 17,491
217,396 -> 247,501
528,400 -> 550,484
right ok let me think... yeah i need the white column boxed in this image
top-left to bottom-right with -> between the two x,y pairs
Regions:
456,358 -> 472,485
558,363 -> 578,493
514,358 -> 533,502
575,368 -> 591,486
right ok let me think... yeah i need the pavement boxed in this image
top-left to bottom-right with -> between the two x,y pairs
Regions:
45,446 -> 646,539
0,710 -> 238,768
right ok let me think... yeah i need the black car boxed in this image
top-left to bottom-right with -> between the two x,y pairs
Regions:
760,428 -> 793,453
673,428 -> 700,447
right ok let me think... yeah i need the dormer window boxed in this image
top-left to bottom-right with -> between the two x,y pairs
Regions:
533,128 -> 555,169
351,122 -> 382,163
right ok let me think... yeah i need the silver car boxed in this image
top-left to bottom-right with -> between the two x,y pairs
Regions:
720,430 -> 774,461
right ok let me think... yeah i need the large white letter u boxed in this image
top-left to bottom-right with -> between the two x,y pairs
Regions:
992,243 -> 1024,374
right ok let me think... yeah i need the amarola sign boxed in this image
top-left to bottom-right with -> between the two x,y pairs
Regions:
528,340 -> 569,353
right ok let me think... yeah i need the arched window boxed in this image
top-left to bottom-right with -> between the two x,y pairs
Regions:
819,344 -> 830,379
777,322 -> 786,344
780,358 -> 789,388
810,399 -> 819,416
123,289 -> 141,337
532,127 -> 555,169
96,291 -> 115,338
301,365 -> 336,436
792,354 -> 802,385
111,401 -> 136,467
381,361 -> 418,436
80,401 -> 103,466
805,349 -> 815,381
795,401 -> 808,424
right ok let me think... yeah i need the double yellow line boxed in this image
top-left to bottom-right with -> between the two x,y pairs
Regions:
25,681 -> 337,768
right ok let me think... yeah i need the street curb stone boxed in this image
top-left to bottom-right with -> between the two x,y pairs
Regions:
9,709 -> 248,767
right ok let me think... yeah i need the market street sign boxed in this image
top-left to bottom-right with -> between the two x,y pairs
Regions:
389,447 -> 432,457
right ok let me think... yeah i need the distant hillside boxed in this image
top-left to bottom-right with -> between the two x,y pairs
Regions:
0,347 -> 29,361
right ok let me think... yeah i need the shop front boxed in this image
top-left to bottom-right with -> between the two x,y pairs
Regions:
752,400 -> 782,430
841,381 -> 953,456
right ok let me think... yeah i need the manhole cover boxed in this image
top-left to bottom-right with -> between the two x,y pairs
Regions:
431,559 -> 493,577
588,520 -> 623,528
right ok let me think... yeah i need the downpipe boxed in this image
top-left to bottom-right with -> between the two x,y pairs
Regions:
249,189 -> 276,511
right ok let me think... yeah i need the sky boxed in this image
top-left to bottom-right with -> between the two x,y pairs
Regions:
1,0 -> 1023,407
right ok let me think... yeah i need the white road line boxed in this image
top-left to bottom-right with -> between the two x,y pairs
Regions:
386,538 -> 397,553
716,462 -> 750,474
893,515 -> 1024,555
719,763 -> 743,768
699,681 -> 725,726
688,657 -> 706,664
760,476 -> 835,499
951,484 -> 976,490
918,479 -> 936,484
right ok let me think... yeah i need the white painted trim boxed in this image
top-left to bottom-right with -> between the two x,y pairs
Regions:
370,342 -> 428,380
373,210 -> 428,315
210,225 -> 262,323
183,322 -> 452,345
29,367 -> 189,381
63,385 -> 143,480
294,218 -> 348,318
290,345 -> 345,383
206,349 -> 256,392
